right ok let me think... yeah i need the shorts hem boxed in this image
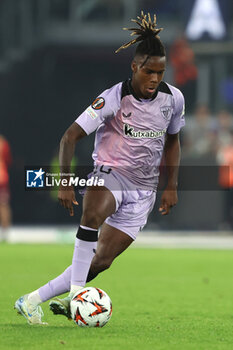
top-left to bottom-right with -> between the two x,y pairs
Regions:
105,219 -> 137,241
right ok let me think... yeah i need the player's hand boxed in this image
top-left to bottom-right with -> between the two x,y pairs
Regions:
159,188 -> 178,215
58,185 -> 79,216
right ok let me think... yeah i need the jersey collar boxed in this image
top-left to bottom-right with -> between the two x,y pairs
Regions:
128,79 -> 159,102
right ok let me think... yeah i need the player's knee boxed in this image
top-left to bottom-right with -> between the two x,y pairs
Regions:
91,254 -> 112,273
81,210 -> 104,229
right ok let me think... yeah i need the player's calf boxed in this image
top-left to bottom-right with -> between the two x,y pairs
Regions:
91,254 -> 113,274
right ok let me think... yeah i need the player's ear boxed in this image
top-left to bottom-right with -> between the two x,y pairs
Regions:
131,60 -> 137,73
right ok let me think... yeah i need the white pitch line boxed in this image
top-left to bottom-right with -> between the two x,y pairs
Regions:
3,227 -> 233,249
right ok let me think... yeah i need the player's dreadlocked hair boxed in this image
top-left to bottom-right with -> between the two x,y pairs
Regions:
115,11 -> 165,60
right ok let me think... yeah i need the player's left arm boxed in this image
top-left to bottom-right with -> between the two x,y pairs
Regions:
159,132 -> 180,215
159,87 -> 185,215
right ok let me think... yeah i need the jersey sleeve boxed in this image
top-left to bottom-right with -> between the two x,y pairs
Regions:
167,88 -> 185,135
75,83 -> 121,135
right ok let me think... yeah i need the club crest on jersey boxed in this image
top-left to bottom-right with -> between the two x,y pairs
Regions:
92,97 -> 105,110
160,106 -> 172,120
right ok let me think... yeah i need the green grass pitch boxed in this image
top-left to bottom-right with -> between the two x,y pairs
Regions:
1,244 -> 233,350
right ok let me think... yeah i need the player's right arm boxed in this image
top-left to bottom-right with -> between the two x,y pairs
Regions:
58,123 -> 86,216
58,83 -> 121,216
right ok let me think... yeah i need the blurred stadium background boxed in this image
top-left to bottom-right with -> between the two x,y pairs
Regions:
0,0 -> 233,244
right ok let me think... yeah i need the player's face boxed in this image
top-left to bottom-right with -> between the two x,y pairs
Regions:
131,55 -> 166,99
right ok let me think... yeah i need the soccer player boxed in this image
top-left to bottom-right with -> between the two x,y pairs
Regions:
15,12 -> 185,324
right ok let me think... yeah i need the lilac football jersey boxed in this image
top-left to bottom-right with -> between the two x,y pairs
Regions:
75,80 -> 185,189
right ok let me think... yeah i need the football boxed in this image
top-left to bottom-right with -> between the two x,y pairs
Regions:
70,287 -> 112,327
